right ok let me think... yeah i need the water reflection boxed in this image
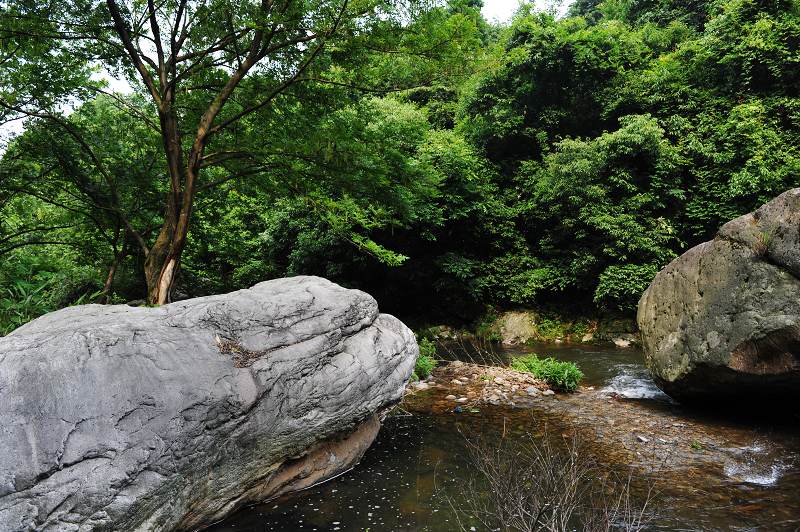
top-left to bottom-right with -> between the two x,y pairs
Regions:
210,342 -> 800,531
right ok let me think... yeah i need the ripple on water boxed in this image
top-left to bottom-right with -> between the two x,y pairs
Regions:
600,364 -> 672,401
723,444 -> 794,486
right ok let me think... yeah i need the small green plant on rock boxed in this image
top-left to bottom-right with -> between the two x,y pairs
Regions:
510,354 -> 583,392
535,316 -> 567,340
754,225 -> 777,256
413,338 -> 438,380
569,320 -> 590,340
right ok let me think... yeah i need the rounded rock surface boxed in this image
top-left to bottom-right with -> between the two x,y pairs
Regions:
638,189 -> 800,404
0,276 -> 417,531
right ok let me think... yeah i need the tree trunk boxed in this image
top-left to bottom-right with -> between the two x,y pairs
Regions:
144,162 -> 200,305
144,222 -> 177,305
99,237 -> 126,304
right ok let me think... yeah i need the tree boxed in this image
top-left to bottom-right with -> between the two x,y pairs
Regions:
0,95 -> 164,299
1,0 -> 479,303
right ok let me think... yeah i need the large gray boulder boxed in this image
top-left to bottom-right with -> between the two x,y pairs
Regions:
0,276 -> 417,531
638,189 -> 800,403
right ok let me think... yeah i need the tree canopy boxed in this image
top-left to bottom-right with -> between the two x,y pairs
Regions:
1,0 -> 799,332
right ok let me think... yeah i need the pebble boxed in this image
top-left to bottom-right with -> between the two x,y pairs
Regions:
445,395 -> 457,401
451,379 -> 464,385
493,377 -> 505,385
451,361 -> 465,368
542,389 -> 555,396
637,435 -> 650,443
414,382 -> 429,391
526,386 -> 540,396
456,397 -> 469,403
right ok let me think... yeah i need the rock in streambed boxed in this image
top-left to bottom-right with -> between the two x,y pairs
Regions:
0,276 -> 417,531
638,189 -> 800,403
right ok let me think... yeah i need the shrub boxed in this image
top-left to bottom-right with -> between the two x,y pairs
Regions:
535,316 -> 568,340
413,338 -> 438,380
0,279 -> 56,336
510,354 -> 583,392
46,266 -> 104,308
448,430 -> 658,531
569,319 -> 590,339
475,308 -> 502,342
594,263 -> 661,312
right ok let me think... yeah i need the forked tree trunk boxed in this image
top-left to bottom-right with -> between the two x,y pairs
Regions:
144,160 -> 200,305
104,0 -> 332,306
144,222 -> 179,305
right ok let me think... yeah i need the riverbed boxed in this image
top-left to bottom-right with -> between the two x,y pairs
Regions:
210,342 -> 800,531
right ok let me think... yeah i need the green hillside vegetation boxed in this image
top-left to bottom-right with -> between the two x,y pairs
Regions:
1,0 -> 798,333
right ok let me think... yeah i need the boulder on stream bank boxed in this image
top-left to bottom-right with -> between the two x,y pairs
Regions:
0,276 -> 417,531
638,189 -> 800,403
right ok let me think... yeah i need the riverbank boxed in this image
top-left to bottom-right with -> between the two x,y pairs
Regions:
211,343 -> 800,531
406,361 -> 797,481
420,309 -> 640,348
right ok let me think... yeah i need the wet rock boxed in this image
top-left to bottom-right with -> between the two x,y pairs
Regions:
456,397 -> 469,403
638,189 -> 800,404
613,337 -> 632,348
637,435 -> 650,443
581,333 -> 594,343
526,386 -> 541,396
0,276 -> 416,531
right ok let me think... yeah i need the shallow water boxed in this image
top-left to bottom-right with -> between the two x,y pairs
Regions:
210,343 -> 800,531
508,341 -> 671,400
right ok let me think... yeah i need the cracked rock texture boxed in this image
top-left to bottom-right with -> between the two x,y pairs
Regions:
638,189 -> 800,403
0,276 -> 417,531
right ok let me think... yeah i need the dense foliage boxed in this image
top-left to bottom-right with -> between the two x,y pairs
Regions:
1,0 -> 798,333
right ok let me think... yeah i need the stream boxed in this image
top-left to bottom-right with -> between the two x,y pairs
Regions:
210,342 -> 800,531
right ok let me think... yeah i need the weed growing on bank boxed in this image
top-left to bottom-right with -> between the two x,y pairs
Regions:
511,354 -> 583,392
413,338 -> 438,380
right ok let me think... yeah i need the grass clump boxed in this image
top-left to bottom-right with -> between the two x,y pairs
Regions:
510,354 -> 583,392
413,338 -> 438,380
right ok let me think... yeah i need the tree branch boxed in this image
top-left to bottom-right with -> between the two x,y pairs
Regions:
106,0 -> 163,107
207,0 -> 350,136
